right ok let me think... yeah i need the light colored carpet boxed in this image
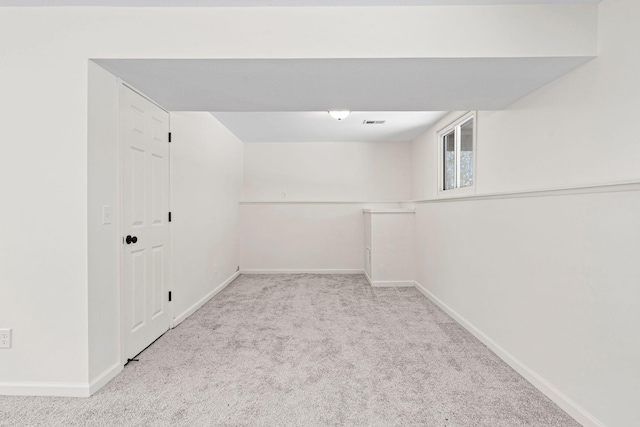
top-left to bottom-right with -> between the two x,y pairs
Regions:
0,274 -> 580,426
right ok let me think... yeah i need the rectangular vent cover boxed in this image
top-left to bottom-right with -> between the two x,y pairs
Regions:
363,120 -> 386,125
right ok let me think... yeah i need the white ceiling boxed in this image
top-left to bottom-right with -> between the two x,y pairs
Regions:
0,0 -> 600,6
94,58 -> 592,112
94,57 -> 593,143
211,111 -> 448,143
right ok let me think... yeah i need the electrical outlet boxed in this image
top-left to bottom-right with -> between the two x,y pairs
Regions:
0,329 -> 11,349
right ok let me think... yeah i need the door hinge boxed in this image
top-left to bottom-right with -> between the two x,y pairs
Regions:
168,212 -> 172,222
168,291 -> 172,302
168,132 -> 172,143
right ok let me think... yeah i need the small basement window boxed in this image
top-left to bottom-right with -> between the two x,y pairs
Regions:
438,112 -> 476,195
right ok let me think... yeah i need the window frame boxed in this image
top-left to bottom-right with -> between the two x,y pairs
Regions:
437,111 -> 477,198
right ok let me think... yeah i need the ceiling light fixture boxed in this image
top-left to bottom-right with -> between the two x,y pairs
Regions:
328,110 -> 350,121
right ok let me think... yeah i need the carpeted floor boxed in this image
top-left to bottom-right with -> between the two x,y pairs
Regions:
0,274 -> 580,427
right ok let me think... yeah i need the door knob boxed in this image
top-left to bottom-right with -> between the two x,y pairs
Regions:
126,235 -> 138,244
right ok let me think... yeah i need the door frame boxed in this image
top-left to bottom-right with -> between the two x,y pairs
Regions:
117,80 -> 174,367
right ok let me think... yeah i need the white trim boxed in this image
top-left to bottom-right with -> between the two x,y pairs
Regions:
0,382 -> 90,398
168,112 -> 174,329
363,270 -> 413,287
1,363 -> 121,396
241,269 -> 364,275
412,179 -> 640,203
88,362 -> 122,396
413,281 -> 606,427
364,269 -> 373,285
117,79 -> 125,368
121,82 -> 169,114
240,181 -> 640,206
362,208 -> 415,214
370,280 -> 415,288
240,201 -> 405,205
172,271 -> 241,326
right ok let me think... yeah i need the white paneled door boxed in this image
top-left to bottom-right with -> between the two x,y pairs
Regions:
120,85 -> 171,361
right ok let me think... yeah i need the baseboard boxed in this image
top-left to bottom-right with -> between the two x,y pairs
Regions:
0,362 -> 121,397
0,381 -> 90,397
413,281 -> 606,427
172,271 -> 241,327
89,362 -> 122,396
364,270 -> 373,285
363,270 -> 414,287
371,280 -> 415,288
241,269 -> 364,275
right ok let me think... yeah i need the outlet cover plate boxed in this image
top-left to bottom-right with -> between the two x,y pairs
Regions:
102,205 -> 112,225
0,329 -> 11,349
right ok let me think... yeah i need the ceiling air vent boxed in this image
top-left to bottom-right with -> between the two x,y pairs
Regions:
363,120 -> 386,125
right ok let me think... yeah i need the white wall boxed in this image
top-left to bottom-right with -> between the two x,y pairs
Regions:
240,203 -> 367,273
0,0 -> 598,399
369,213 -> 415,283
410,1 -> 640,425
87,62 -> 121,391
241,142 -> 410,272
170,112 -> 243,324
243,142 -> 411,202
413,191 -> 640,427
